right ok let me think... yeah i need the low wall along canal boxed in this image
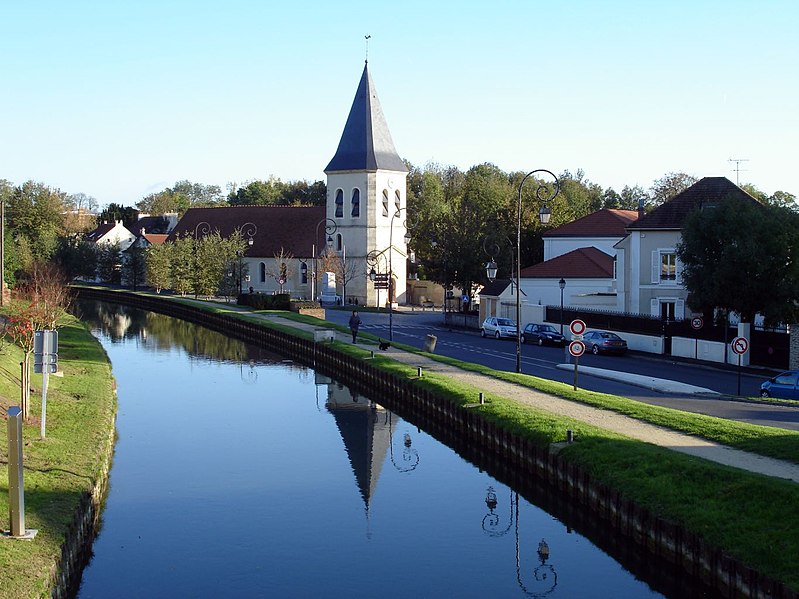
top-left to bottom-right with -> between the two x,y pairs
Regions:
65,287 -> 796,598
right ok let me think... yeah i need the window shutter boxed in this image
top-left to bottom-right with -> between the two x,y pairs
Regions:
675,256 -> 683,284
651,251 -> 659,284
650,298 -> 659,317
675,299 -> 685,319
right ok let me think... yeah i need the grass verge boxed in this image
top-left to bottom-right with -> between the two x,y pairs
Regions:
0,315 -> 117,598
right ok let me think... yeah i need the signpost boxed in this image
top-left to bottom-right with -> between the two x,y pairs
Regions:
731,336 -> 749,396
34,330 -> 58,439
691,316 -> 703,359
568,319 -> 587,390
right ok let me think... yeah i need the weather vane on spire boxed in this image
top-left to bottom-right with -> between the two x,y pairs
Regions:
365,34 -> 371,63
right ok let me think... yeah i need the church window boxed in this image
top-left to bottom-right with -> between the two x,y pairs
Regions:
336,234 -> 343,252
382,190 -> 389,217
335,189 -> 343,218
394,190 -> 401,215
300,262 -> 308,284
351,188 -> 360,217
259,262 -> 266,283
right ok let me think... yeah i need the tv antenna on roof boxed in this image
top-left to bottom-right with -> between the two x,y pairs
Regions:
728,158 -> 748,186
365,35 -> 371,63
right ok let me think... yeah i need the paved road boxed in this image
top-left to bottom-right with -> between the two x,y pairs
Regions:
329,308 -> 799,431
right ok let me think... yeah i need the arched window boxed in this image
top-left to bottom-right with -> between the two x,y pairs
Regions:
335,189 -> 344,218
336,233 -> 343,252
394,190 -> 401,215
351,188 -> 360,217
300,262 -> 308,284
259,262 -> 266,283
382,189 -> 389,217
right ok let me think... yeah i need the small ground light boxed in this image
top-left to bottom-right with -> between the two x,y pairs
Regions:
566,430 -> 574,443
417,367 -> 422,377
479,392 -> 485,404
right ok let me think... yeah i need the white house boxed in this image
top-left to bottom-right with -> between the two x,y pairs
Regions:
85,220 -> 136,251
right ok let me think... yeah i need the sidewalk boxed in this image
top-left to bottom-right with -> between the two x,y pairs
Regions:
235,308 -> 799,484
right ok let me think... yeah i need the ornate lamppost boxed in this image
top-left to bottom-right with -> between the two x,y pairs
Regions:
193,221 -> 211,298
559,278 -> 566,335
512,170 -> 560,373
237,222 -> 257,295
313,218 -> 337,301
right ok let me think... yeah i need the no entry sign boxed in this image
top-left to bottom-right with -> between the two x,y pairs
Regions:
569,319 -> 586,336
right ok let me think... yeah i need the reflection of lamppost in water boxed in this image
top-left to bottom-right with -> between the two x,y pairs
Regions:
240,360 -> 257,384
481,486 -> 515,537
388,412 -> 419,472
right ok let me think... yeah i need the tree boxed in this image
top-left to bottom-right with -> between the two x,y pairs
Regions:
96,242 -> 124,284
136,189 -> 190,216
227,177 -> 326,206
122,244 -> 148,291
145,242 -> 172,293
265,248 -> 295,294
6,180 -> 69,266
52,236 -> 98,280
98,203 -> 138,228
677,196 -> 799,326
650,172 -> 698,207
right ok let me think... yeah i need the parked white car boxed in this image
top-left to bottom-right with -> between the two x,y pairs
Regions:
481,316 -> 518,339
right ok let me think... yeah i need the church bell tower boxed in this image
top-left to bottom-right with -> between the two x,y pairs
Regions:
325,62 -> 409,307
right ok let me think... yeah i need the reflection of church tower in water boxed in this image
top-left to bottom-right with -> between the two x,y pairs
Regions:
325,385 -> 392,512
325,62 -> 409,307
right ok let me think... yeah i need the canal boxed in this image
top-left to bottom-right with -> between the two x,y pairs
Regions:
75,301 -> 676,598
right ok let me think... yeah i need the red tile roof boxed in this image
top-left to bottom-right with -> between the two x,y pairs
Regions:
520,247 -> 613,279
544,209 -> 638,238
142,234 -> 168,246
628,177 -> 761,230
167,205 -> 327,258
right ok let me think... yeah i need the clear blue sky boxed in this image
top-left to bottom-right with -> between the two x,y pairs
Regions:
2,1 -> 796,207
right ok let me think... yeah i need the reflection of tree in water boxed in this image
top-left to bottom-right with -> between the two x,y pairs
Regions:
74,299 -> 289,365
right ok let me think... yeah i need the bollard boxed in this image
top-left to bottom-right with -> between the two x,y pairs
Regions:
479,392 -> 485,405
417,367 -> 423,378
5,406 -> 37,539
566,429 -> 574,444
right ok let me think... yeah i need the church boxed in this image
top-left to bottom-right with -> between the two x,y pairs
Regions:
168,62 -> 409,306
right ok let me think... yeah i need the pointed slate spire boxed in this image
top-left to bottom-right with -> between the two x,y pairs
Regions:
325,63 -> 408,173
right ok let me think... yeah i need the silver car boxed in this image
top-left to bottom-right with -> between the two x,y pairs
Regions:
481,316 -> 518,340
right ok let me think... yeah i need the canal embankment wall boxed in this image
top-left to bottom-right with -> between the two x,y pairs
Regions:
67,288 -> 797,599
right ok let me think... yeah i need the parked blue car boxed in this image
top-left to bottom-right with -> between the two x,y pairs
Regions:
760,370 -> 799,399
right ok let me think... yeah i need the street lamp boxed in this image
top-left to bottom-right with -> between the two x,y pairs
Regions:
193,221 -> 211,298
388,208 -> 411,341
559,278 -> 566,335
237,222 -> 257,295
513,170 -> 560,373
312,218 -> 336,302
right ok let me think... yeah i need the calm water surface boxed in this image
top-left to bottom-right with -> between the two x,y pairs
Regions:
75,302 -> 665,598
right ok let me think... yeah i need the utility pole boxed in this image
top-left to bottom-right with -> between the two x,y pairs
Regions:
728,158 -> 749,186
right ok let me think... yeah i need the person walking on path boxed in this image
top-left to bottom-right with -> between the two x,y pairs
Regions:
348,310 -> 362,343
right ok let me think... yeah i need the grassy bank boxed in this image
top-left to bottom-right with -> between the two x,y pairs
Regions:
70,288 -> 799,591
0,316 -> 117,598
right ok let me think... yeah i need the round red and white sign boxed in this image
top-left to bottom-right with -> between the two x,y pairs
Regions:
731,336 -> 749,355
569,340 -> 586,357
691,317 -> 703,330
569,319 -> 586,336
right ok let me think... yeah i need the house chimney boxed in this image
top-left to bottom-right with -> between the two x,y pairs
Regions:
637,197 -> 645,218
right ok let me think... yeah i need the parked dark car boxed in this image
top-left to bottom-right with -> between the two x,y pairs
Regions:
521,323 -> 565,346
760,370 -> 799,399
583,331 -> 628,355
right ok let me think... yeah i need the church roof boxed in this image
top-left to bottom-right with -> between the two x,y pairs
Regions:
325,63 -> 408,174
167,205 -> 327,258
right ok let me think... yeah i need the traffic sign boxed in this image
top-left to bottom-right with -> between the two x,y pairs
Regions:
731,336 -> 749,355
691,317 -> 703,330
569,319 -> 586,336
568,340 -> 586,357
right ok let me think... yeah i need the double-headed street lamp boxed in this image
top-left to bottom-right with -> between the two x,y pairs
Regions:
388,208 -> 411,341
312,218 -> 337,301
484,170 -> 559,373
